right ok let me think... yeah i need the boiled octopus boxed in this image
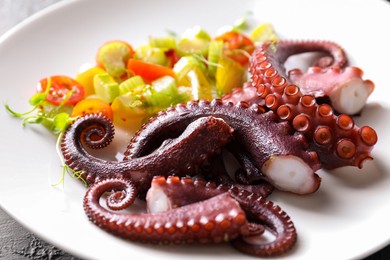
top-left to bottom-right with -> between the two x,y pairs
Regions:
225,40 -> 374,115
224,39 -> 377,169
61,40 -> 378,257
84,176 -> 296,256
61,99 -> 319,256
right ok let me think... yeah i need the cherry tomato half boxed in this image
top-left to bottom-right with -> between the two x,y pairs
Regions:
215,31 -> 255,66
71,98 -> 113,121
127,59 -> 175,83
37,76 -> 85,106
96,40 -> 134,80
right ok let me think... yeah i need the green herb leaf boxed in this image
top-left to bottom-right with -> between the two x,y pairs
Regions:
5,104 -> 36,118
52,164 -> 87,187
29,93 -> 46,106
53,112 -> 70,132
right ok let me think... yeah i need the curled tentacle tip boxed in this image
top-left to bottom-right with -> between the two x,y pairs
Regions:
85,178 -> 137,211
71,113 -> 115,150
246,222 -> 266,237
107,189 -> 136,211
357,155 -> 374,169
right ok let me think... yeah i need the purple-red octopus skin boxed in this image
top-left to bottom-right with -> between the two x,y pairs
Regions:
61,114 -> 234,194
58,38 -> 379,259
61,100 -> 320,195
83,177 -> 250,245
145,176 -> 297,256
245,40 -> 377,169
83,175 -> 297,256
125,99 -> 321,195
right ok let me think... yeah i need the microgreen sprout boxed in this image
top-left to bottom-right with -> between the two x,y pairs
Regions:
52,164 -> 87,188
5,78 -> 84,187
52,132 -> 87,187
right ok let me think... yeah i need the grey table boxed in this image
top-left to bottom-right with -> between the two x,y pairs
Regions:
1,0 -> 390,259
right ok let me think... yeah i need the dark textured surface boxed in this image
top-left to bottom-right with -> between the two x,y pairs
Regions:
0,208 -> 76,260
0,0 -> 390,259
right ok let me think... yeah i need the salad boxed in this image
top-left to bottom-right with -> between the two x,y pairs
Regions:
6,20 -> 277,134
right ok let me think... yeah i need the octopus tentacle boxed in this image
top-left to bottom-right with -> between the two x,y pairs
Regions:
229,188 -> 296,256
84,177 -> 250,245
61,114 -> 234,193
289,66 -> 375,115
248,43 -> 377,169
105,180 -> 137,211
125,99 -> 321,194
257,40 -> 374,115
200,152 -> 275,198
265,39 -> 348,74
146,176 -> 297,256
224,39 -> 374,115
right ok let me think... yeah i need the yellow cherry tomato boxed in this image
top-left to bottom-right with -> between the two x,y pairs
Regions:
71,98 -> 113,121
76,66 -> 106,96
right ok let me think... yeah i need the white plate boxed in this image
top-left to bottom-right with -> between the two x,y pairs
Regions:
1,0 -> 390,259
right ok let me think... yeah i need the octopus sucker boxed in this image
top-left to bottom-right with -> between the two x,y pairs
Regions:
146,176 -> 297,256
84,178 -> 250,244
61,113 -> 235,192
250,39 -> 375,116
239,40 -> 378,169
58,35 -> 379,257
59,96 -> 323,255
125,100 -> 320,194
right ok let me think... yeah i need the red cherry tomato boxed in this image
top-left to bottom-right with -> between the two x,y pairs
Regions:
215,31 -> 255,66
37,76 -> 85,106
164,49 -> 180,68
127,59 -> 175,83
